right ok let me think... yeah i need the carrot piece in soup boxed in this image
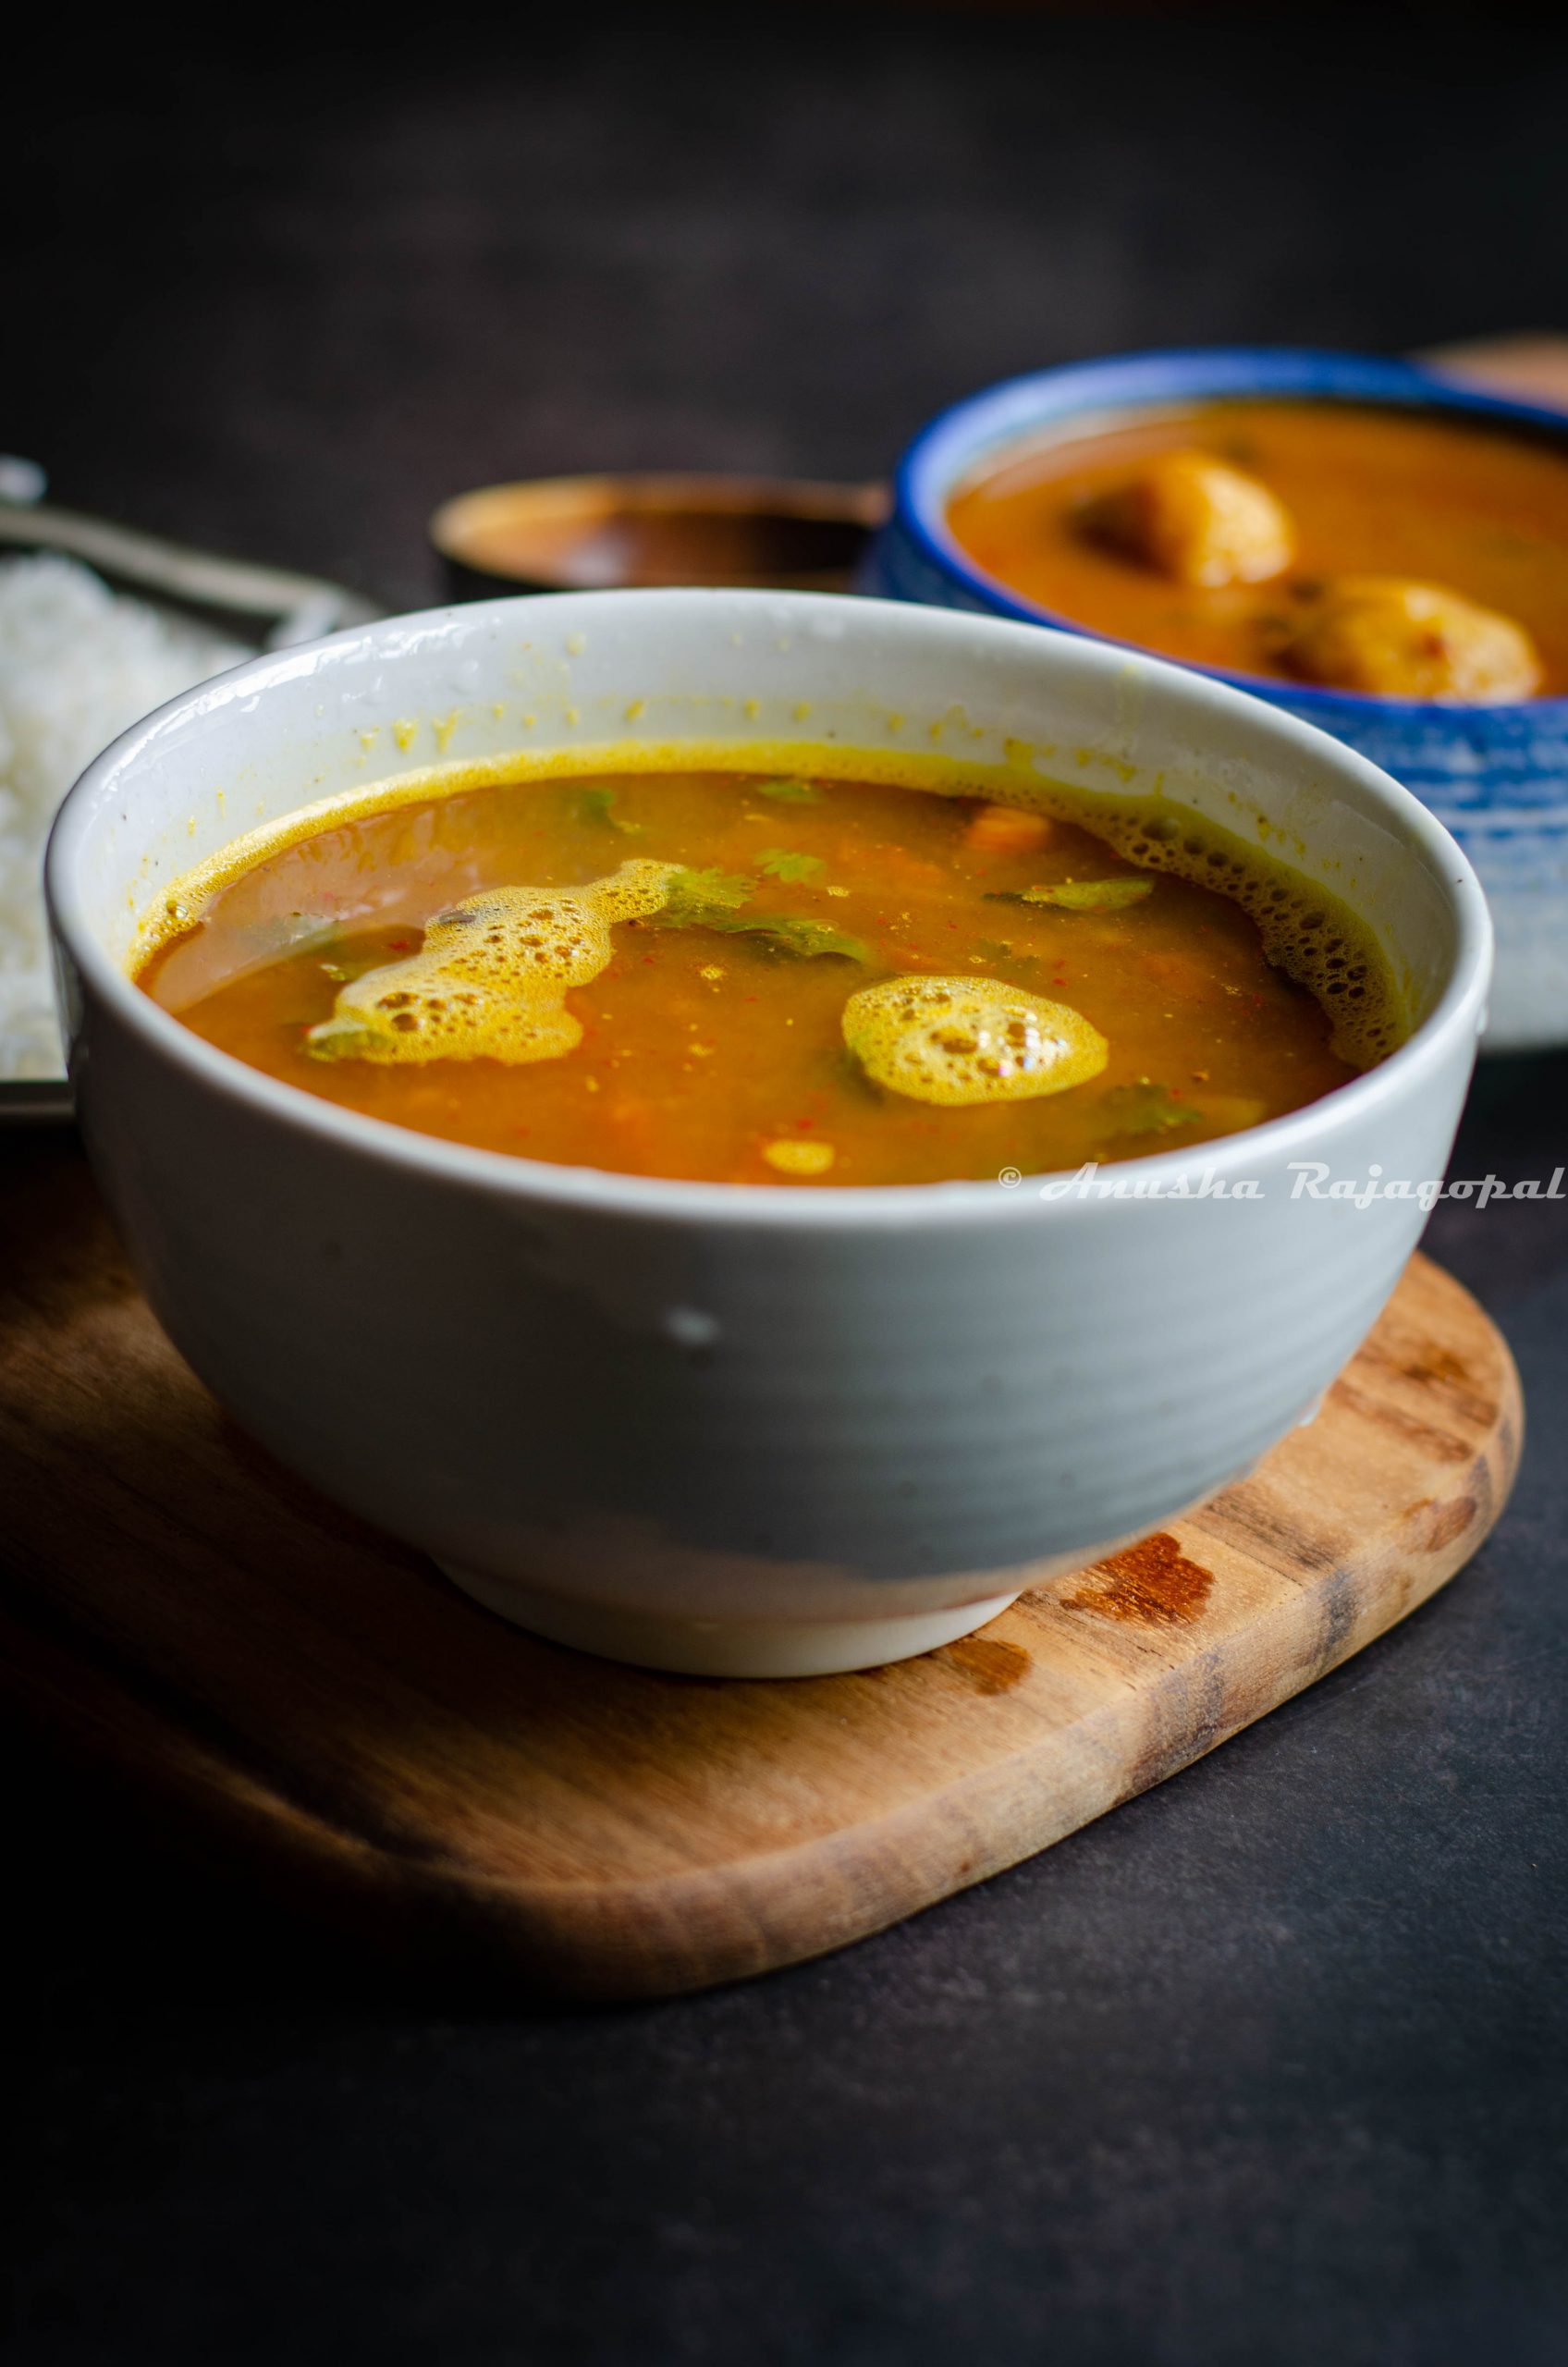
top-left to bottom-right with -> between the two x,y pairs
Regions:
963,803 -> 1054,858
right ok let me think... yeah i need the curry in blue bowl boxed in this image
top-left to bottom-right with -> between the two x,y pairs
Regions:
864,349 -> 1568,1049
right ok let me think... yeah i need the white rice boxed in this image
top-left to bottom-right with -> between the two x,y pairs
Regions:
0,555 -> 248,1079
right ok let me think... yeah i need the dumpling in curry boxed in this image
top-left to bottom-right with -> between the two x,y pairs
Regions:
1280,576 -> 1541,703
1078,449 -> 1295,589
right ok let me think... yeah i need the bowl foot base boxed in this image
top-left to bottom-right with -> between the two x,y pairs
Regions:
435,1563 -> 1021,1678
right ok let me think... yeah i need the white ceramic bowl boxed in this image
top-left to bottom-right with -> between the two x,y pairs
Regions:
46,591 -> 1490,1676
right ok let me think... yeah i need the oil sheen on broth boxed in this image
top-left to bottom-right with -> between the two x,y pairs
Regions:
136,766 -> 1400,1187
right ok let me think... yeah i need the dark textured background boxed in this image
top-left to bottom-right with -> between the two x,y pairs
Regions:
4,10 -> 1566,2362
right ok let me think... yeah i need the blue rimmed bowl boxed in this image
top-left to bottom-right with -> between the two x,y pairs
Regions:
862,348 -> 1568,1050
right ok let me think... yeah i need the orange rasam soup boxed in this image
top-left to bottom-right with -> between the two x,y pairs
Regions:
135,762 -> 1403,1187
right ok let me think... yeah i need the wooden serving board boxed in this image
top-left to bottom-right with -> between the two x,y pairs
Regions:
0,1138 -> 1521,1999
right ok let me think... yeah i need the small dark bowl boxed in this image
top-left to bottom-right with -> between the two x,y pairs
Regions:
432,472 -> 888,599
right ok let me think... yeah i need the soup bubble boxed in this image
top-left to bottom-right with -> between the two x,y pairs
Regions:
843,975 -> 1108,1107
307,859 -> 671,1064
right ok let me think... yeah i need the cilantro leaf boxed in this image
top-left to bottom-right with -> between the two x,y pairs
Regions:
985,878 -> 1154,912
696,912 -> 866,961
1099,1079 -> 1198,1138
654,865 -> 757,924
972,937 -> 1036,969
729,914 -> 866,961
305,1015 -> 378,1062
756,778 -> 821,803
577,787 -> 641,835
760,849 -> 826,884
643,865 -> 864,959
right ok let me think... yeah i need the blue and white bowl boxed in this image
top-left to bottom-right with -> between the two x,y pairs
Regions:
863,348 -> 1568,1050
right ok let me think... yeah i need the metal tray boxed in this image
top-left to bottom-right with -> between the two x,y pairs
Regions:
0,494 -> 381,1123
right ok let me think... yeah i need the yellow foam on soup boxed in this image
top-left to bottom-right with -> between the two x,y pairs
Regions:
843,975 -> 1108,1107
307,858 -> 671,1065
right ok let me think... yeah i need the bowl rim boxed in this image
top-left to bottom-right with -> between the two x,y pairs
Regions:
45,585 -> 1492,1233
429,471 -> 888,594
892,343 -> 1568,722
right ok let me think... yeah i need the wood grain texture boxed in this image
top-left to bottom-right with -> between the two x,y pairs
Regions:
0,1138 -> 1522,1999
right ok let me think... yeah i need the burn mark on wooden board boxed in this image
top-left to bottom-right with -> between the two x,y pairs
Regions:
935,1635 -> 1031,1693
1402,1490 -> 1483,1555
1063,1532 -> 1214,1627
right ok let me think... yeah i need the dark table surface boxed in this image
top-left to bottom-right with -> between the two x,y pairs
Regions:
5,13 -> 1566,2363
